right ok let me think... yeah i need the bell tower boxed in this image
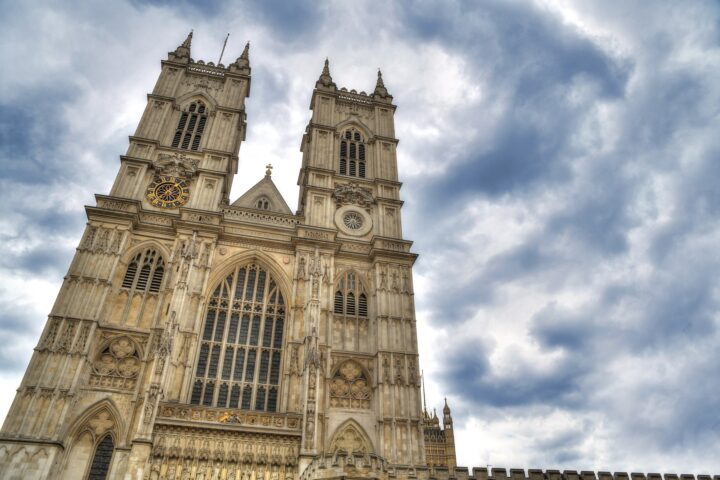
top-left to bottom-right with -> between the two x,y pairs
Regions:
293,59 -> 425,478
297,60 -> 403,240
110,31 -> 251,211
0,32 -> 253,479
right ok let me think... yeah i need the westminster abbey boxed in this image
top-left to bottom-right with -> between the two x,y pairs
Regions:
0,32 -> 712,480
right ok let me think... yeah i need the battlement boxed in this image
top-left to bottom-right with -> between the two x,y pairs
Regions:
427,467 -> 720,480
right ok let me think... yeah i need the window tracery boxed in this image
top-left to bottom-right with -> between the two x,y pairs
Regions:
121,249 -> 164,293
329,360 -> 371,408
171,101 -> 207,151
339,128 -> 366,178
191,263 -> 285,412
90,337 -> 142,390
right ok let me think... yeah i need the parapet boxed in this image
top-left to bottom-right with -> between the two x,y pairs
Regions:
425,468 -> 719,480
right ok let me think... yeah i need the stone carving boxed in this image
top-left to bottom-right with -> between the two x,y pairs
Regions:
88,411 -> 114,435
42,319 -> 60,350
408,358 -> 418,386
329,360 -> 371,409
90,336 -> 141,390
289,344 -> 300,376
401,267 -> 410,293
394,356 -> 404,384
382,355 -> 391,383
157,403 -> 302,431
56,320 -> 77,352
154,313 -> 177,374
330,423 -> 371,454
391,270 -> 399,292
152,152 -> 199,178
82,227 -> 97,250
297,257 -> 306,279
75,323 -> 91,353
332,182 -> 375,212
143,383 -> 161,425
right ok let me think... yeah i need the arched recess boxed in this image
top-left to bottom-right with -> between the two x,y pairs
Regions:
59,400 -> 123,480
335,118 -> 373,141
173,91 -> 218,111
328,419 -> 375,455
190,253 -> 291,411
110,241 -> 170,327
332,269 -> 371,352
204,249 -> 293,301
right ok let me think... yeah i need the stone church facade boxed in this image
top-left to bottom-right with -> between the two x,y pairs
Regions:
0,32 -> 714,480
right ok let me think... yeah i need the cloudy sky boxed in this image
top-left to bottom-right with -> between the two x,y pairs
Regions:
2,0 -> 720,474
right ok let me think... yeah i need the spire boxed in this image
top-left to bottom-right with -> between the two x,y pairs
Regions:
241,41 -> 250,61
373,68 -> 390,98
422,370 -> 428,416
316,57 -> 335,89
182,30 -> 193,49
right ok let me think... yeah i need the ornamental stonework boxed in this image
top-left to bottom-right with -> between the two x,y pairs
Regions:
329,360 -> 371,409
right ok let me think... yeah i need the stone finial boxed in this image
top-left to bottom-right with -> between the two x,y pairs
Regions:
374,68 -> 390,98
317,58 -> 335,88
265,163 -> 273,177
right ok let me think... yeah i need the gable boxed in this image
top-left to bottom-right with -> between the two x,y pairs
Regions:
231,176 -> 293,215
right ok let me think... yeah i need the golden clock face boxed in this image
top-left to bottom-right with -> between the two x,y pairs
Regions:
146,175 -> 190,208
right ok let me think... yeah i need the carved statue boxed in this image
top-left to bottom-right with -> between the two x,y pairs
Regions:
332,182 -> 375,211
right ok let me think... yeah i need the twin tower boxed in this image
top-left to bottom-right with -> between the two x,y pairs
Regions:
0,32 -> 455,479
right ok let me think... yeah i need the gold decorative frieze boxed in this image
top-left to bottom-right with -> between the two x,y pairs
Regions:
156,403 -> 302,432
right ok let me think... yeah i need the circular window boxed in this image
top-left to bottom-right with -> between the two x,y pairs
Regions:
334,206 -> 372,236
343,212 -> 364,230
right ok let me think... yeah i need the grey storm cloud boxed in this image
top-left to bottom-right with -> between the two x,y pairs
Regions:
2,0 -> 720,474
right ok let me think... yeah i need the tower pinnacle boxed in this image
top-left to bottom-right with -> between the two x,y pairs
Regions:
373,68 -> 390,98
229,41 -> 251,73
169,30 -> 193,62
316,57 -> 335,88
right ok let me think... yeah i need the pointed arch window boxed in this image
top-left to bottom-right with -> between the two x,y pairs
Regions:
339,128 -> 366,178
121,249 -> 165,293
334,271 -> 368,318
87,434 -> 114,480
191,263 -> 285,412
172,101 -> 207,151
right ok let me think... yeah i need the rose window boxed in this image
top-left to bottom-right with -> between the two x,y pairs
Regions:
343,212 -> 364,230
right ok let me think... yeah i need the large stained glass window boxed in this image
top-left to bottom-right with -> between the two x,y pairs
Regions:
191,263 -> 285,412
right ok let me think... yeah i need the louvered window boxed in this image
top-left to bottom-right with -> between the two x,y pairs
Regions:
334,291 -> 344,313
191,263 -> 285,411
339,128 -> 366,178
172,101 -> 207,151
121,249 -> 164,294
334,271 -> 368,318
